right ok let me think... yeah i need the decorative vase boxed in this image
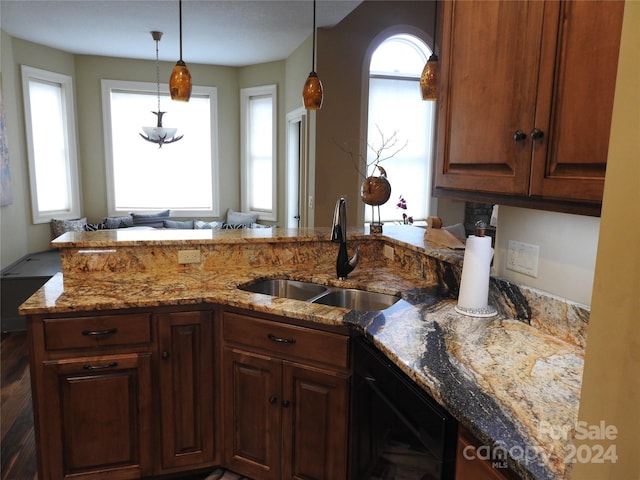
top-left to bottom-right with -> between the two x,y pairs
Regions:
360,166 -> 391,206
360,166 -> 391,233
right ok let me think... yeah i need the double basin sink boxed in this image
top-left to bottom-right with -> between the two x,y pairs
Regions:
239,279 -> 400,311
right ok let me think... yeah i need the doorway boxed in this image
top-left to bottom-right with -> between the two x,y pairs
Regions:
286,108 -> 308,228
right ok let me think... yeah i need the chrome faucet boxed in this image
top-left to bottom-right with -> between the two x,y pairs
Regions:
331,197 -> 360,280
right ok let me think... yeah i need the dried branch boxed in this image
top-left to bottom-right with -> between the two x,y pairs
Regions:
334,126 -> 408,180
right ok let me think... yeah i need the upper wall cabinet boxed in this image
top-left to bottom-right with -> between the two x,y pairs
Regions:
434,0 -> 625,216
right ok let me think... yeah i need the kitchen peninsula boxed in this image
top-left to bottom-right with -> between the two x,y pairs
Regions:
20,226 -> 587,480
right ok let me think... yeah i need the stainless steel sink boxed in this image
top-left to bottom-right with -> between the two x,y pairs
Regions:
239,279 -> 328,301
239,279 -> 399,311
311,289 -> 399,311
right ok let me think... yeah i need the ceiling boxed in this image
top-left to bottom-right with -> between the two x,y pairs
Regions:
1,0 -> 362,67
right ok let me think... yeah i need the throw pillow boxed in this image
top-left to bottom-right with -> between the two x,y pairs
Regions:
226,209 -> 258,227
51,218 -> 88,239
131,210 -> 170,227
194,220 -> 224,229
163,219 -> 194,229
102,215 -> 134,229
84,223 -> 108,231
221,223 -> 248,229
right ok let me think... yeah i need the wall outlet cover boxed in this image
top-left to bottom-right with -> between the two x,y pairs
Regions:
506,240 -> 539,277
178,249 -> 201,264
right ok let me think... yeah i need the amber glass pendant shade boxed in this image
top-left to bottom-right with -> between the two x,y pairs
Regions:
420,53 -> 438,101
170,60 -> 192,102
303,72 -> 323,110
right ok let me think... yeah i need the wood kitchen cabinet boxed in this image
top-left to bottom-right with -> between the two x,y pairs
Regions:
434,0 -> 625,216
155,310 -> 217,473
221,310 -> 351,480
455,426 -> 520,480
27,307 -> 219,480
30,312 -> 154,480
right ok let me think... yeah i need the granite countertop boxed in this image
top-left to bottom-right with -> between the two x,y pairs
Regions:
20,226 -> 585,480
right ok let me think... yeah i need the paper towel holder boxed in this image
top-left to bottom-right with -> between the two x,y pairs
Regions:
454,304 -> 497,317
454,221 -> 497,317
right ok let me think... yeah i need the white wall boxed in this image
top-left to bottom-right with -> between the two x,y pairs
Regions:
494,206 -> 600,306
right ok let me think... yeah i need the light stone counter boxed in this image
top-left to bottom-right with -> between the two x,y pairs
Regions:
20,226 -> 588,480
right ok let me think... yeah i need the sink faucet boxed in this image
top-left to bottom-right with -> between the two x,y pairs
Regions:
331,197 -> 360,279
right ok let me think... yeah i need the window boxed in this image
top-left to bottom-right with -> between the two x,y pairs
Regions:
365,34 -> 436,224
21,66 -> 81,223
240,85 -> 277,222
101,80 -> 219,217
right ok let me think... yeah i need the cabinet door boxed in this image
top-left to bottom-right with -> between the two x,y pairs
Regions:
42,353 -> 152,480
223,348 -> 281,480
157,311 -> 215,472
530,0 -> 625,202
435,0 -> 545,195
281,362 -> 349,480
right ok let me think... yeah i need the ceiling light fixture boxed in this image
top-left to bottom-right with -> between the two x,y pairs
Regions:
140,31 -> 183,148
420,0 -> 438,101
302,0 -> 323,110
169,0 -> 192,102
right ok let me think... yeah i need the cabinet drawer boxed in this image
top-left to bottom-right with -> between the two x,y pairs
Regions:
43,313 -> 152,350
223,312 -> 349,369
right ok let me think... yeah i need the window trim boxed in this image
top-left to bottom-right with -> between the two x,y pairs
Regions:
101,79 -> 220,217
240,84 -> 277,222
21,65 -> 81,224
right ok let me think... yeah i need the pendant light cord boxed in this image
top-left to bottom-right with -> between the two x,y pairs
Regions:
432,0 -> 438,57
179,0 -> 184,61
155,38 -> 161,113
311,0 -> 316,72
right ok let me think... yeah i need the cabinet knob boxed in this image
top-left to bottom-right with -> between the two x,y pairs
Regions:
269,395 -> 278,404
161,351 -> 170,359
281,400 -> 290,408
513,130 -> 527,141
530,128 -> 544,140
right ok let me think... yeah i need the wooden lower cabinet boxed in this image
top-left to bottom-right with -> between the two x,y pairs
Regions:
281,362 -> 349,480
455,426 -> 520,480
28,308 -> 217,480
156,310 -> 217,473
41,353 -> 153,480
221,310 -> 351,480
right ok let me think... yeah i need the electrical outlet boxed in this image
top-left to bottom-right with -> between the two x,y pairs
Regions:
383,244 -> 394,260
308,196 -> 314,209
506,240 -> 539,277
178,249 -> 201,264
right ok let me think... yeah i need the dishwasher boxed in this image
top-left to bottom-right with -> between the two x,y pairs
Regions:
351,336 -> 458,480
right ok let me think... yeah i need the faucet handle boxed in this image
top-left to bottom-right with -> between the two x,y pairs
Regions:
349,245 -> 360,269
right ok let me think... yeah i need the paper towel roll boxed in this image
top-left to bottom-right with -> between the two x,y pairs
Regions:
457,235 -> 493,311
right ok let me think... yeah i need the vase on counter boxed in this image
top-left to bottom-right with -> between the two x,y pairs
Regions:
361,166 -> 391,234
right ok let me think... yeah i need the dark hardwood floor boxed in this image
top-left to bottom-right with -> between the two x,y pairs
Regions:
1,331 -> 38,480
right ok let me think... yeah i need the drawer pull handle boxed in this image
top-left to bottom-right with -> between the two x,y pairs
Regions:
82,328 -> 118,337
83,362 -> 118,371
267,333 -> 296,345
282,400 -> 290,408
269,395 -> 278,404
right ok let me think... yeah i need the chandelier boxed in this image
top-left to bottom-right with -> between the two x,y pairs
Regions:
140,31 -> 183,148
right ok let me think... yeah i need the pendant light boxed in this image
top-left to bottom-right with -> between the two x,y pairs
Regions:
420,0 -> 438,101
140,31 -> 183,148
169,0 -> 192,102
302,0 -> 323,110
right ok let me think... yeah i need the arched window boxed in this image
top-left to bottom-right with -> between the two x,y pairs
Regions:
365,34 -> 436,224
